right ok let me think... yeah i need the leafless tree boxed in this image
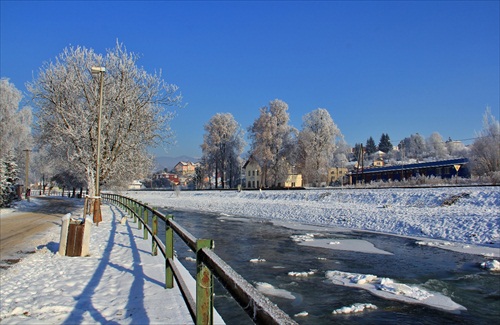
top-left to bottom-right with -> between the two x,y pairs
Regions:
248,99 -> 297,187
28,43 -> 182,195
469,107 -> 500,178
201,113 -> 245,188
298,108 -> 342,186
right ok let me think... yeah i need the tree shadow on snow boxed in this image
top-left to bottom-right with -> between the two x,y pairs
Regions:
62,204 -> 151,325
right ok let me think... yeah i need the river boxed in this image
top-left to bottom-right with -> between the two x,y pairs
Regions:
156,208 -> 499,325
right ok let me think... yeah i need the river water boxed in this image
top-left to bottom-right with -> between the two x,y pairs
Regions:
156,208 -> 499,325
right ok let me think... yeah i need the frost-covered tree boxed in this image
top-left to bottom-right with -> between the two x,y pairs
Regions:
378,133 -> 393,153
0,154 -> 19,207
426,132 -> 448,159
0,78 -> 33,206
469,108 -> 500,177
446,138 -> 467,157
298,108 -> 342,186
201,113 -> 245,188
248,99 -> 297,187
399,133 -> 426,161
28,43 -> 182,196
331,137 -> 350,168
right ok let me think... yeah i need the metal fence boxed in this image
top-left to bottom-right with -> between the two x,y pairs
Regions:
102,193 -> 297,325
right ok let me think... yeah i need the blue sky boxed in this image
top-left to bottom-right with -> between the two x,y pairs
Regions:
1,1 -> 499,158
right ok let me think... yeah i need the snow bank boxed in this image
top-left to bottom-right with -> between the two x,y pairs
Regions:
325,270 -> 467,313
126,187 -> 500,252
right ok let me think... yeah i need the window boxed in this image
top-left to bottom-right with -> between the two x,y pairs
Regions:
248,171 -> 251,176
257,180 -> 260,188
252,171 -> 255,176
256,170 -> 259,176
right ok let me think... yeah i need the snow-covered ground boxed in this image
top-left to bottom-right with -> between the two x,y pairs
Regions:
1,186 -> 499,323
0,200 -> 224,324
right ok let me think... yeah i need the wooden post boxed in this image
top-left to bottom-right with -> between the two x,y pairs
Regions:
143,206 -> 149,240
165,214 -> 174,289
93,198 -> 102,225
137,202 -> 143,230
152,212 -> 158,256
196,239 -> 214,325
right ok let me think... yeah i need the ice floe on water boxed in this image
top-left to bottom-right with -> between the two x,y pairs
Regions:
249,258 -> 266,263
288,270 -> 316,277
332,303 -> 378,315
254,282 -> 295,300
292,233 -> 393,255
325,270 -> 467,313
294,311 -> 309,317
291,233 -> 316,242
480,259 -> 500,271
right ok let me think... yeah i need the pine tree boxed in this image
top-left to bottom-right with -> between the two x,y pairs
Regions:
365,137 -> 377,155
378,133 -> 393,153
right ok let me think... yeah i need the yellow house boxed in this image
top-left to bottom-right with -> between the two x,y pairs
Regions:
329,167 -> 348,184
373,150 -> 386,167
284,173 -> 303,188
173,161 -> 198,175
243,156 -> 303,189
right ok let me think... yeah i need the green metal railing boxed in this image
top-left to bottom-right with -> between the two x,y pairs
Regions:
102,193 -> 297,325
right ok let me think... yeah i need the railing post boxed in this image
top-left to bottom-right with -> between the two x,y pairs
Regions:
152,211 -> 158,256
137,201 -> 142,230
196,239 -> 214,325
133,201 -> 137,223
165,214 -> 174,289
144,206 -> 149,240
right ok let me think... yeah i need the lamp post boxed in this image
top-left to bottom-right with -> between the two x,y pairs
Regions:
91,66 -> 105,225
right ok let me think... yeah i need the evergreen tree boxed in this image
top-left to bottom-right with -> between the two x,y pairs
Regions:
378,133 -> 393,153
365,137 -> 377,155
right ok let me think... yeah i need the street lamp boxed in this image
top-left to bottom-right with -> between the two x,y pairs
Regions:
91,66 -> 105,225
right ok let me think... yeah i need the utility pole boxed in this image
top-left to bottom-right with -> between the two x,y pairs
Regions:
23,149 -> 31,201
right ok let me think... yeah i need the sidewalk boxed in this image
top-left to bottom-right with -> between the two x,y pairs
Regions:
0,200 -> 218,324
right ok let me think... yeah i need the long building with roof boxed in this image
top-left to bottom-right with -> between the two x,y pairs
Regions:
349,158 -> 469,184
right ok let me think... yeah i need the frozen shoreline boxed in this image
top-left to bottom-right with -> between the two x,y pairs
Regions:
125,187 -> 500,257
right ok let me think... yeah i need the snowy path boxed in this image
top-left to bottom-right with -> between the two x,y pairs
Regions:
0,201 -> 200,324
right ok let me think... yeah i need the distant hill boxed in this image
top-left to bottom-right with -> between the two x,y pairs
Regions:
154,155 -> 199,171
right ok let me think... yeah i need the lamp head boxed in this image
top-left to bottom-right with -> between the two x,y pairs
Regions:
91,67 -> 106,73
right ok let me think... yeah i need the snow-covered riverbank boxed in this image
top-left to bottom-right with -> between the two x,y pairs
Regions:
125,187 -> 500,255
